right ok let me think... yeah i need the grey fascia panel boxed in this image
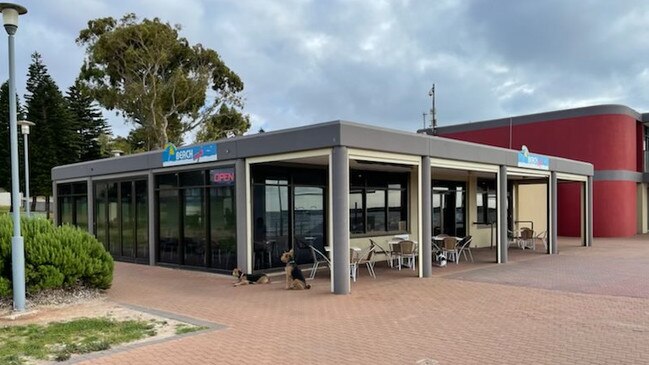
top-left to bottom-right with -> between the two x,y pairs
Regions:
437,104 -> 643,134
429,136 -> 516,166
550,157 -> 594,176
52,120 -> 593,181
230,122 -> 341,158
338,122 -> 429,156
594,170 -> 643,182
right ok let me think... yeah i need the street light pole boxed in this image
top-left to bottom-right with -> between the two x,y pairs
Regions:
18,120 -> 34,217
0,2 -> 28,312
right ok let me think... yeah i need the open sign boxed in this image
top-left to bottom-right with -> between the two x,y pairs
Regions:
210,168 -> 235,185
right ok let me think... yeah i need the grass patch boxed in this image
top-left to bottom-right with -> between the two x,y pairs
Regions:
175,324 -> 208,335
0,317 -> 157,364
0,206 -> 8,214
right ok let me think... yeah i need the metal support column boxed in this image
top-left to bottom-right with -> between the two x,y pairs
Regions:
147,171 -> 156,266
421,156 -> 432,277
235,159 -> 249,272
586,176 -> 593,247
497,165 -> 508,264
331,146 -> 350,294
549,171 -> 558,254
86,178 -> 94,233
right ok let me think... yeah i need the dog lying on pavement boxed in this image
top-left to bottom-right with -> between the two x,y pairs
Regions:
232,268 -> 271,287
280,249 -> 311,290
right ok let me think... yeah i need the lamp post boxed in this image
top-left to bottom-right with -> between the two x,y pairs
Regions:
18,120 -> 34,217
0,2 -> 28,312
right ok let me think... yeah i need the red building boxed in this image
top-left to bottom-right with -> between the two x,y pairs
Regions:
435,104 -> 648,237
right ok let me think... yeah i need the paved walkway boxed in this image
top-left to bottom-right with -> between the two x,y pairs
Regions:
78,237 -> 649,365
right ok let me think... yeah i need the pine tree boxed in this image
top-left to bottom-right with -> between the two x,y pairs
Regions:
25,52 -> 80,202
66,80 -> 110,161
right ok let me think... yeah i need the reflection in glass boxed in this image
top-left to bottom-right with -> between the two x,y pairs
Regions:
294,186 -> 324,264
107,182 -> 120,256
366,189 -> 386,232
183,188 -> 206,267
349,189 -> 364,234
75,196 -> 88,231
433,182 -> 466,237
158,189 -> 179,264
388,189 -> 406,231
210,186 -> 236,270
121,181 -> 134,258
135,180 -> 148,259
95,183 -> 108,250
60,197 -> 73,225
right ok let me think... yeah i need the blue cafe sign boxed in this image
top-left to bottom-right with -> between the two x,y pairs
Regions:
162,143 -> 217,167
517,145 -> 549,170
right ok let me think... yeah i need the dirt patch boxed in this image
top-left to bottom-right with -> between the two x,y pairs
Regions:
0,292 -> 211,364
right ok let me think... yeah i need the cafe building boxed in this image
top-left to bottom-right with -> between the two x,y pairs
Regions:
51,120 -> 593,294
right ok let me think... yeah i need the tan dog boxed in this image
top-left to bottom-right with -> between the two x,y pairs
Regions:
232,268 -> 270,287
280,249 -> 311,290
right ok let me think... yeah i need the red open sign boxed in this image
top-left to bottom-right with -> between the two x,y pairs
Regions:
210,168 -> 235,185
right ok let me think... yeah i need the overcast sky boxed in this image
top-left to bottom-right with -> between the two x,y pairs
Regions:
6,0 -> 649,139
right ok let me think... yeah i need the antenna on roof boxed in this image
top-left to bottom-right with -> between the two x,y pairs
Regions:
422,112 -> 427,130
428,83 -> 437,134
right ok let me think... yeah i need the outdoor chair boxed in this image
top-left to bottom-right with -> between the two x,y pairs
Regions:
455,235 -> 474,263
442,236 -> 458,263
535,230 -> 548,251
389,241 -> 404,270
350,246 -> 376,281
519,228 -> 535,250
399,240 -> 417,270
308,244 -> 331,280
369,239 -> 391,267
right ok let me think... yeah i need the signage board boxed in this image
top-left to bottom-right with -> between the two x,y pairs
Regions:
210,167 -> 235,185
162,143 -> 217,167
517,145 -> 549,170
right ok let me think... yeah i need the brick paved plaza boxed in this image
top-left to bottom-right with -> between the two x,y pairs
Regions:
77,237 -> 649,365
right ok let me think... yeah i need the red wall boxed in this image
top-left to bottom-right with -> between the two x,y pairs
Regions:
443,114 -> 639,171
556,181 -> 636,237
441,114 -> 640,237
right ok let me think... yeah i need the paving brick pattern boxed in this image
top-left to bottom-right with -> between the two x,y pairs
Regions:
75,237 -> 649,365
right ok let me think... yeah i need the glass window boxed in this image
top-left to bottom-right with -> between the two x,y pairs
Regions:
183,188 -> 206,267
366,189 -> 386,232
180,170 -> 205,187
95,183 -> 108,250
433,181 -> 466,237
60,197 -> 74,225
388,189 -> 406,231
75,196 -> 88,231
158,189 -> 179,264
477,179 -> 497,224
210,186 -> 236,270
135,180 -> 149,260
350,189 -> 364,234
349,170 -> 408,235
156,173 -> 177,189
107,182 -> 120,257
121,181 -> 134,258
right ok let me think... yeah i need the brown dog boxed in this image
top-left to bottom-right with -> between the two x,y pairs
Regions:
232,268 -> 270,287
280,249 -> 311,290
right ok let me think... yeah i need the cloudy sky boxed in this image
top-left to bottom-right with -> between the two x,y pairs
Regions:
6,0 -> 649,139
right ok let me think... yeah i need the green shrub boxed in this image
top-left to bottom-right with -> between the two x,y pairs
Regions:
0,215 -> 114,298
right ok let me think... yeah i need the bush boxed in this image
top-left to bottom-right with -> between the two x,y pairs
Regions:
0,215 -> 113,297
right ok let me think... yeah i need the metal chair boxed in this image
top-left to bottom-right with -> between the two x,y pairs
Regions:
308,245 -> 331,280
456,235 -> 474,263
442,236 -> 459,263
399,240 -> 417,270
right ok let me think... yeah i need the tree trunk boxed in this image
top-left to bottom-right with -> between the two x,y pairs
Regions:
46,196 -> 51,220
31,195 -> 37,212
